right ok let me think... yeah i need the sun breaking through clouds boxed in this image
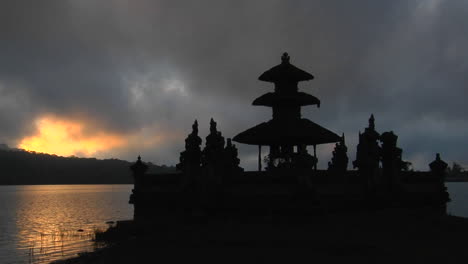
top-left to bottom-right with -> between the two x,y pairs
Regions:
17,115 -> 186,162
19,115 -> 126,157
1,0 -> 468,169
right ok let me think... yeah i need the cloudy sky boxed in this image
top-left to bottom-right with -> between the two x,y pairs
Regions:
1,0 -> 467,170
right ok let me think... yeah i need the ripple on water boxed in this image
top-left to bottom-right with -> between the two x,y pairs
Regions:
0,184 -> 133,264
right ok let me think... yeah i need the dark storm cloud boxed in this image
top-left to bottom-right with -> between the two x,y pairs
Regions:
0,0 -> 467,169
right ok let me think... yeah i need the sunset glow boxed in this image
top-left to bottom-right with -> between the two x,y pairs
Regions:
19,116 -> 126,157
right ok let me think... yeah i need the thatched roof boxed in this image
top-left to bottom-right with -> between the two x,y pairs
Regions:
258,53 -> 314,83
252,92 -> 320,107
233,119 -> 340,146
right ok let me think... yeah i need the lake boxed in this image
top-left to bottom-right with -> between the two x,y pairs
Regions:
0,185 -> 133,264
0,183 -> 466,264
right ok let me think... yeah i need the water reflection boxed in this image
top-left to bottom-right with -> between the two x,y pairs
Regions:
446,182 -> 468,218
0,185 -> 132,264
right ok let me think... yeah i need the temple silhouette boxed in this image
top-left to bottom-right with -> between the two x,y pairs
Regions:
129,53 -> 450,226
233,52 -> 340,171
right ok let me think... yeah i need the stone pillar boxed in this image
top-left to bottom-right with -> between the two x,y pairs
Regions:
353,115 -> 381,204
429,153 -> 450,214
129,156 -> 148,222
380,131 -> 403,195
201,118 -> 226,211
176,120 -> 203,216
258,145 -> 262,171
429,153 -> 448,183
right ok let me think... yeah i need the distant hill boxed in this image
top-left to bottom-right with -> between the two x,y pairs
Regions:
0,145 -> 175,185
0,143 -> 11,151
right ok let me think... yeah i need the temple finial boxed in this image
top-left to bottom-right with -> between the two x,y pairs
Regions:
192,120 -> 198,135
137,155 -> 141,161
210,118 -> 217,133
281,52 -> 290,64
369,114 -> 375,130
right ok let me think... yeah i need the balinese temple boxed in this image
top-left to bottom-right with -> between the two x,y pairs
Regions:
128,53 -> 451,228
234,52 -> 341,170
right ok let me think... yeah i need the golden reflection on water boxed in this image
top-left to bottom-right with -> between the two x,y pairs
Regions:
10,185 -> 132,264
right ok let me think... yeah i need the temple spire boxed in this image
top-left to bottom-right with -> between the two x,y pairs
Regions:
281,52 -> 290,64
210,118 -> 217,133
192,120 -> 199,135
369,114 -> 375,130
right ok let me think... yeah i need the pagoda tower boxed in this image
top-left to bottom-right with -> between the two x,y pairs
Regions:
233,53 -> 340,170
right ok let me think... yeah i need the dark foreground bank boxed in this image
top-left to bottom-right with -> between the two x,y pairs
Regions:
52,211 -> 468,264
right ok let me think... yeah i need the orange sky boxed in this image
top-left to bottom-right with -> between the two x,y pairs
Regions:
18,115 -> 127,157
17,115 -> 184,159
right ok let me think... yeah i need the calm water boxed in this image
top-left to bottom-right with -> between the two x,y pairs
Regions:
446,182 -> 468,217
0,183 -> 467,264
0,185 -> 133,264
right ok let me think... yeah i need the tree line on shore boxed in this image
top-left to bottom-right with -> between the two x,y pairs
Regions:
446,162 -> 468,181
0,144 -> 174,185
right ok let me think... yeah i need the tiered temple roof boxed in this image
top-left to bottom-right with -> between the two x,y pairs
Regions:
258,53 -> 314,83
233,53 -> 340,147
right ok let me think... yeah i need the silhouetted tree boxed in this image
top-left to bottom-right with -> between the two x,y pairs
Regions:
446,162 -> 466,179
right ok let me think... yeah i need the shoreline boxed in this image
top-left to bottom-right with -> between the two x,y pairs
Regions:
0,179 -> 465,186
